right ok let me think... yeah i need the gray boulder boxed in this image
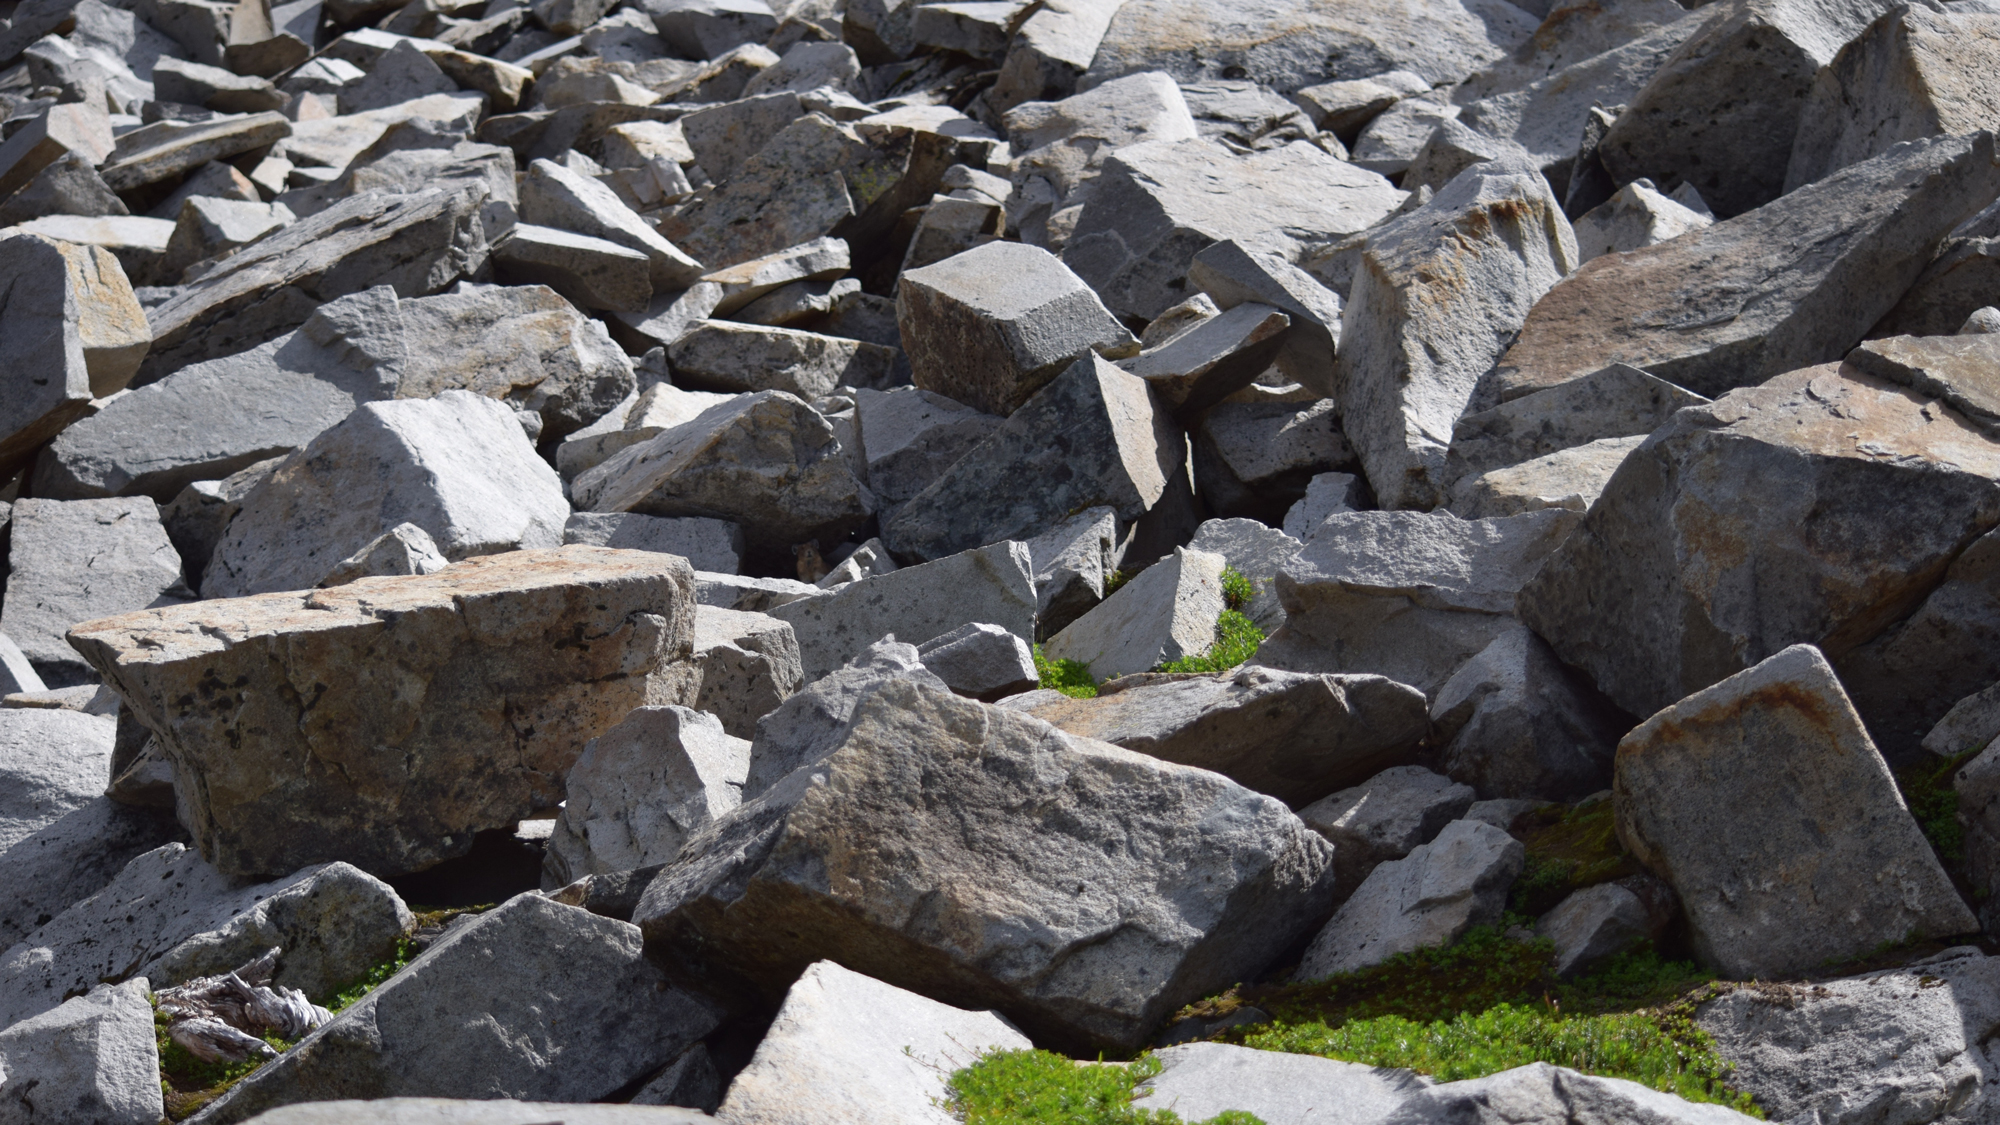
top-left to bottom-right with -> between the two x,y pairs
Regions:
0,635 -> 42,697
543,706 -> 749,889
2,497 -> 193,685
191,893 -> 723,1123
1698,949 -> 2000,1125
1516,361 -> 2000,722
714,960 -> 1032,1125
1024,506 -> 1120,637
521,157 -> 703,290
578,390 -> 875,560
915,623 -> 1038,703
69,547 -> 698,879
0,709 -> 177,953
898,240 -> 1137,416
316,523 -> 450,587
1043,547 -> 1225,681
647,0 -> 776,59
679,605 -> 803,739
557,381 -> 735,486
743,638 -> 948,800
667,320 -> 894,399
883,355 -> 1192,565
769,541 -> 1036,680
1296,818 -> 1523,978
1011,665 -> 1430,808
1536,883 -> 1653,978
1002,72 -> 1200,248
1260,508 -> 1579,696
1298,765 -> 1476,898
1335,157 -> 1576,510
851,386 -> 1003,517
1614,645 -> 1975,978
563,512 -> 744,575
204,390 -> 568,598
1186,239 -> 1344,398
0,233 -> 149,479
1444,362 -> 1707,488
140,186 -> 492,385
0,979 -> 160,1124
1062,138 -> 1403,321
987,0 -> 1125,111
1377,1062 -> 1759,1125
1185,518 -> 1301,632
1925,681 -> 2000,757
1430,625 -> 1629,803
1448,435 -> 1644,518
494,223 -> 654,313
1570,179 -> 1713,263
1493,134 -> 2000,403
1193,400 -> 1351,526
1282,472 -> 1366,540
636,679 -> 1338,1052
1130,1042 -> 1431,1125
0,842 -> 411,1030
234,1101 -> 707,1124
1598,0 -> 1904,217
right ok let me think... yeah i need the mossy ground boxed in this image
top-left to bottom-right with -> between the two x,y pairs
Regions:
1506,798 -> 1639,916
948,1051 -> 1264,1124
156,905 -> 486,1120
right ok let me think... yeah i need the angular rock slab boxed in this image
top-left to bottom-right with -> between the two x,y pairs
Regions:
238,1102 -> 708,1124
637,679 -> 1337,1052
714,960 -> 1032,1125
1131,1042 -> 1431,1125
769,541 -> 1037,681
1298,766 -> 1476,897
578,390 -> 874,560
1444,362 -> 1708,488
140,186 -> 491,385
203,390 -> 569,598
744,637 -> 949,800
897,240 -> 1137,416
1430,625 -> 1629,803
884,354 -> 1188,564
1376,1062 -> 1760,1125
1697,949 -> 2000,1125
543,705 -> 747,890
0,979 -> 160,1125
0,842 -> 411,1030
1016,665 -> 1430,808
0,232 -> 147,478
1042,546 -> 1225,681
1491,134 -> 2000,403
1614,645 -> 1975,978
3,497 -> 194,684
1260,508 -> 1578,696
915,622 -> 1038,703
1336,157 -> 1575,510
1516,361 -> 2000,721
0,708 -> 177,954
68,547 -> 698,878
191,894 -> 722,1124
1296,818 -> 1522,978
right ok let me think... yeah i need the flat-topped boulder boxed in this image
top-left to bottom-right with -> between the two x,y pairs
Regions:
67,546 -> 698,878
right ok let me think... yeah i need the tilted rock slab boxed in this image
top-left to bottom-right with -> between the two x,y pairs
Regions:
1516,361 -> 2000,721
883,354 -> 1189,563
714,960 -> 1031,1125
1041,546 -> 1225,681
636,679 -> 1337,1052
2,497 -> 194,684
0,979 -> 160,1125
1490,134 -> 2000,403
1335,156 -> 1575,510
68,546 -> 698,878
1613,645 -> 1974,978
1296,818 -> 1522,978
0,842 -> 411,1030
203,390 -> 569,598
1429,624 -> 1629,803
192,893 -> 722,1124
1376,1062 -> 1760,1125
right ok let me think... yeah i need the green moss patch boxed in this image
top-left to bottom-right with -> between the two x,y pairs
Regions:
156,1005 -> 289,1121
1507,799 -> 1640,916
948,1050 -> 1265,1124
1896,747 -> 1981,869
1034,645 -> 1099,698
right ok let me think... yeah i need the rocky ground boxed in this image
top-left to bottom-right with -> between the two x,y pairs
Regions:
4,0 -> 2000,1119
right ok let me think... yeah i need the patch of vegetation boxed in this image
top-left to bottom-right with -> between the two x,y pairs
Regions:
1220,568 -> 1256,611
947,1050 -> 1265,1124
1034,645 -> 1098,699
1103,569 -> 1137,597
156,1005 -> 289,1121
1896,747 -> 1981,868
323,936 -> 419,1012
1507,799 -> 1640,916
1155,611 -> 1264,674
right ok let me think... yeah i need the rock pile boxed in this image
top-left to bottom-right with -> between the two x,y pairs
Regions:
2,0 -> 1999,1118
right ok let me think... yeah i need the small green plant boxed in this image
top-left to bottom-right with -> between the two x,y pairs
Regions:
1242,1003 -> 1756,1113
947,1050 -> 1265,1124
1155,611 -> 1264,674
1220,568 -> 1256,611
323,936 -> 418,1012
1103,569 -> 1137,597
156,1006 -> 289,1120
1896,747 -> 1981,867
1034,645 -> 1098,699
1507,799 -> 1639,916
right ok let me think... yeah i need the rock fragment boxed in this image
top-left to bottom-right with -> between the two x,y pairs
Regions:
1430,625 -> 1629,802
0,979 -> 160,1124
1298,766 -> 1477,897
1043,546 -> 1224,681
2,497 -> 193,685
1296,819 -> 1522,978
915,623 -> 1038,703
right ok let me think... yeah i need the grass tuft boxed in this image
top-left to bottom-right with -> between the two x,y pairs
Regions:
947,1050 -> 1265,1124
1220,568 -> 1256,612
1034,645 -> 1099,698
1155,611 -> 1264,675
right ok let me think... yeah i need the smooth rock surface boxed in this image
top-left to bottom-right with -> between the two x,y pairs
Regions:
2,497 -> 193,685
1296,818 -> 1522,978
0,979 -> 160,1124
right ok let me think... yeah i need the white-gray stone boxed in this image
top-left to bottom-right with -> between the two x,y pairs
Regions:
556,380 -> 736,486
563,512 -> 744,574
0,635 -> 43,697
1444,362 -> 1708,487
1537,883 -> 1652,978
495,223 -> 654,313
681,604 -> 802,739
316,522 -> 450,587
852,386 -> 1002,515
521,157 -> 704,291
1296,818 -> 1523,979
743,637 -> 949,800
1,498 -> 193,685
1186,518 -> 1301,632
1131,1042 -> 1431,1125
0,978 -> 160,1124
1194,399 -> 1350,526
769,541 -> 1037,680
1377,1062 -> 1759,1125
1447,435 -> 1645,518
1299,765 -> 1476,898
1571,178 -> 1712,263
916,622 -> 1038,702
1924,681 -> 2000,757
1024,506 -> 1121,638
543,705 -> 749,889
668,320 -> 895,399
205,390 -> 569,598
1430,624 -> 1628,803
714,960 -> 1032,1125
1043,546 -> 1225,681
1281,472 -> 1365,540
0,842 -> 412,1031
